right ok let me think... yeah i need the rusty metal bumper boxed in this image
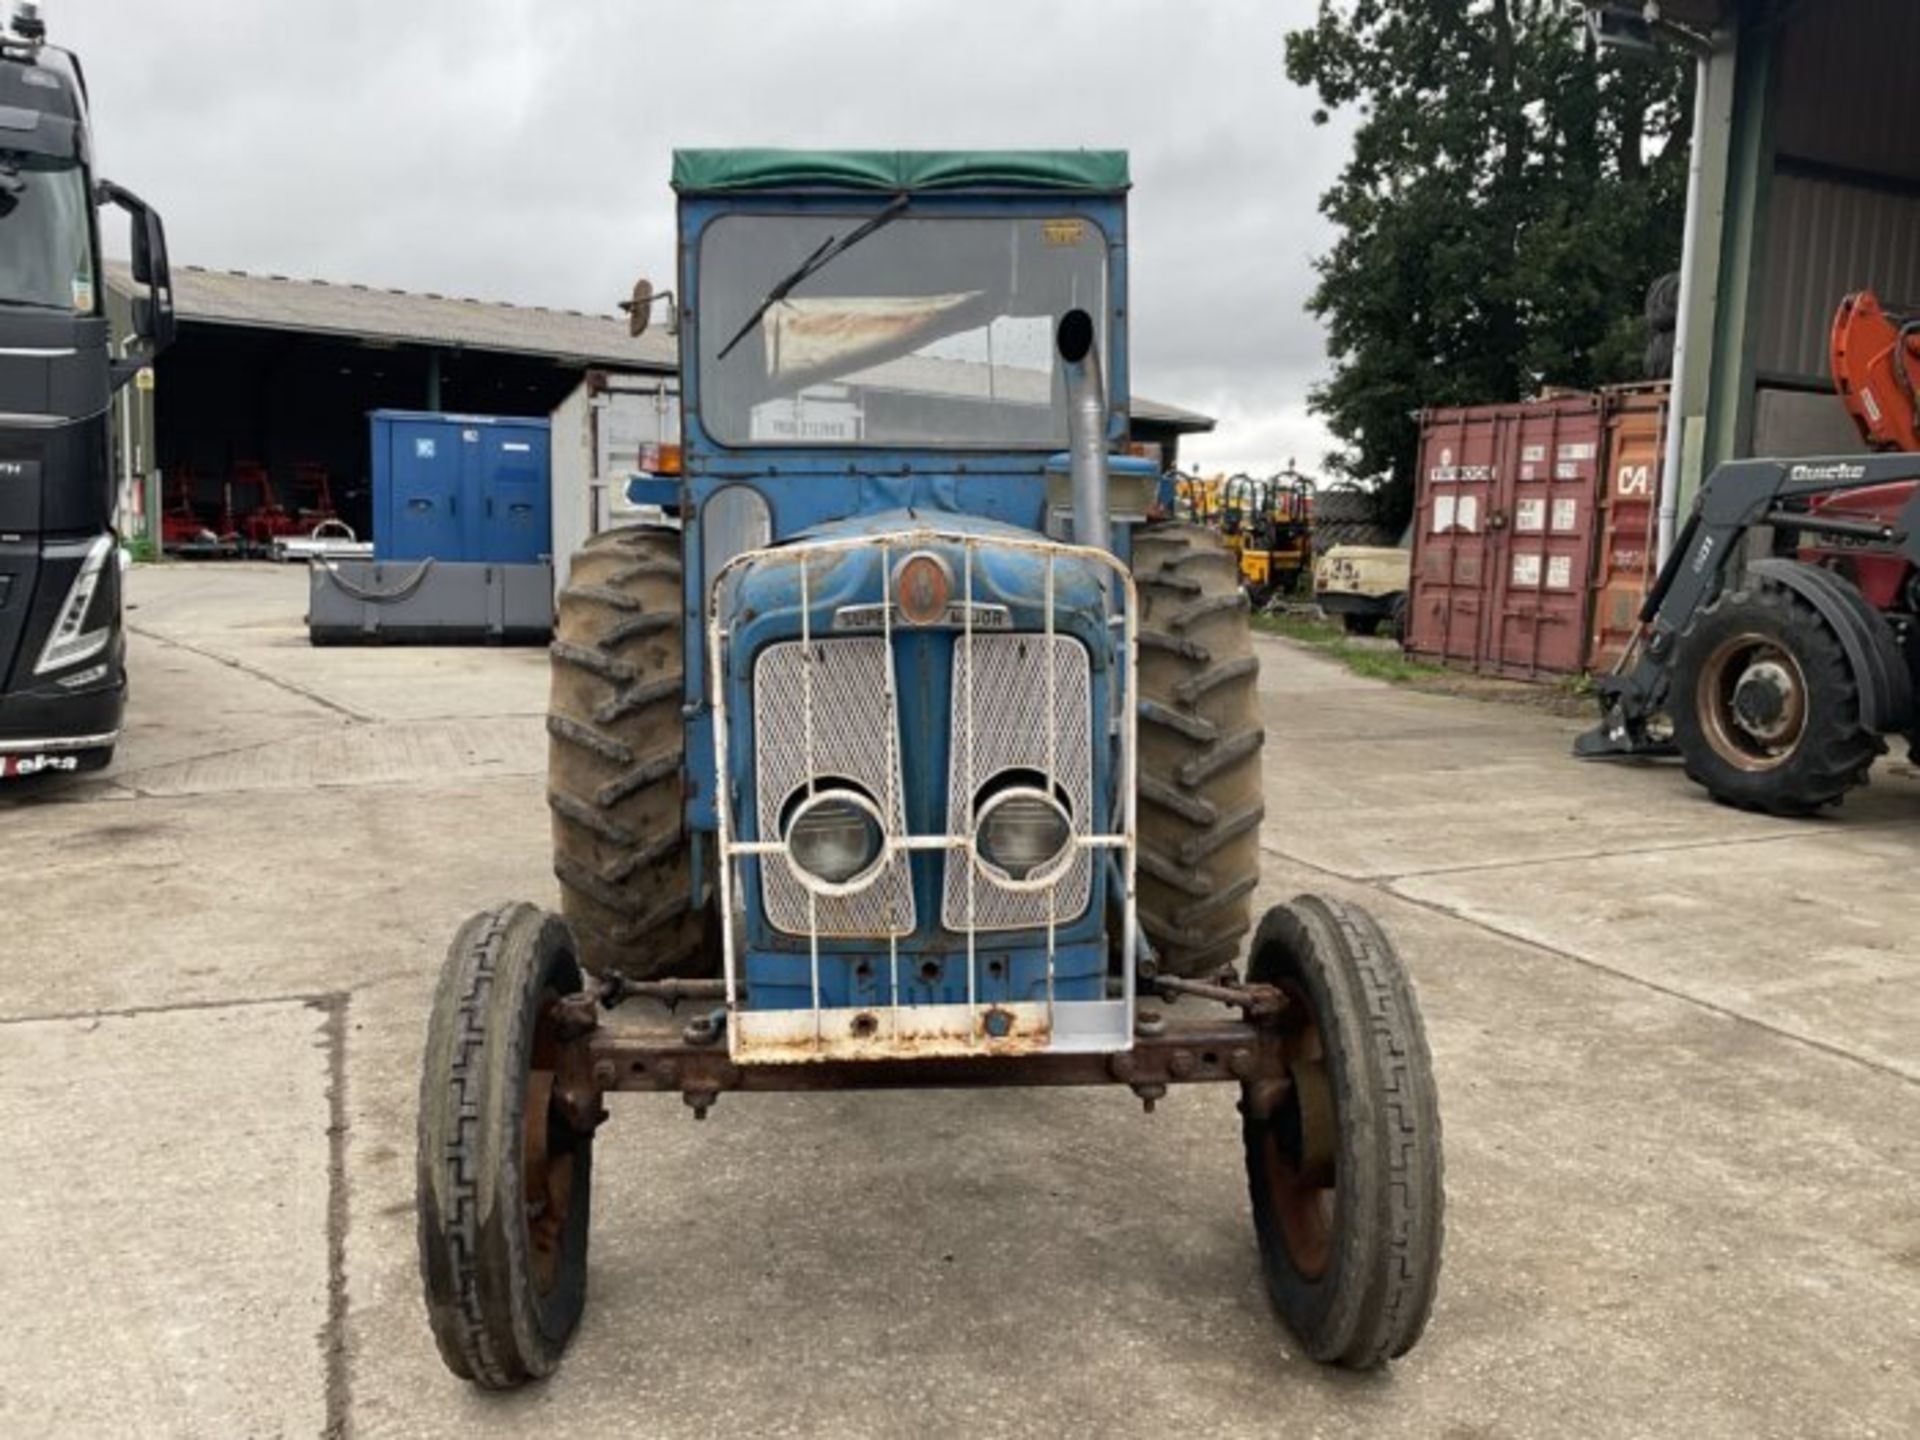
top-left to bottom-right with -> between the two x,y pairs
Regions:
551,979 -> 1291,1123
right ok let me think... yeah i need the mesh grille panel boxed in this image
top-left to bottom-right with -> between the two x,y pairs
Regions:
942,634 -> 1094,931
753,639 -> 915,937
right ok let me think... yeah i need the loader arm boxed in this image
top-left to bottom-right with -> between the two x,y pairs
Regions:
1576,454 -> 1920,757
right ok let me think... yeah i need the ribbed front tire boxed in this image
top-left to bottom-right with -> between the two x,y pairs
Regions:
418,903 -> 593,1387
1242,896 -> 1444,1367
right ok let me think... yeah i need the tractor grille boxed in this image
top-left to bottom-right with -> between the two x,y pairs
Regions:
941,633 -> 1093,931
710,526 -> 1137,1063
753,638 -> 915,938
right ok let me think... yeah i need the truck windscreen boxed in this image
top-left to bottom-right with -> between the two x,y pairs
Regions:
698,214 -> 1109,449
0,154 -> 95,313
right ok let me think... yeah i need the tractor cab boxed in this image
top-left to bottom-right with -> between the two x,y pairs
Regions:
666,150 -> 1144,1058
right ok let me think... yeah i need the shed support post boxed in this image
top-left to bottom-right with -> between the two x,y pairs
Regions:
1660,24 -> 1739,566
1662,10 -> 1778,567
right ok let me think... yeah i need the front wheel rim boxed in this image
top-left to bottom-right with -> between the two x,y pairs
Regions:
1258,980 -> 1338,1281
1697,631 -> 1810,773
523,990 -> 577,1296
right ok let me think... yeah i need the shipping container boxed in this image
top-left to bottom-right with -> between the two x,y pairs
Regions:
370,409 -> 552,565
1587,385 -> 1669,675
1406,395 -> 1605,678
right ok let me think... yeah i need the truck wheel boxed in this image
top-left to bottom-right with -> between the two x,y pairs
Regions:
1340,612 -> 1381,638
1387,594 -> 1408,645
1671,581 -> 1884,814
418,903 -> 595,1387
548,527 -> 708,977
1242,896 -> 1443,1368
1132,524 -> 1266,978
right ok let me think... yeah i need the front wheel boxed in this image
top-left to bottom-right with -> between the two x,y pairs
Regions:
1242,896 -> 1444,1368
418,903 -> 595,1387
1670,579 -> 1883,813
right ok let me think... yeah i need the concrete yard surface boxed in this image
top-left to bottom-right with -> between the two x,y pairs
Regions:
2,561 -> 1916,1438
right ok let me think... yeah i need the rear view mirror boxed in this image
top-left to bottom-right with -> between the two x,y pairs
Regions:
625,278 -> 653,337
98,178 -> 176,352
621,276 -> 676,339
129,207 -> 175,349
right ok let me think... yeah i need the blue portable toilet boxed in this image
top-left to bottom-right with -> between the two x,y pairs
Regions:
370,410 -> 552,564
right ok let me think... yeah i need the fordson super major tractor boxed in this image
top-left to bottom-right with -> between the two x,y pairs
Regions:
416,150 -> 1445,1386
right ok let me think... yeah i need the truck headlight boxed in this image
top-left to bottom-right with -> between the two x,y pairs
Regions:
973,785 -> 1074,885
784,786 -> 886,891
35,534 -> 115,676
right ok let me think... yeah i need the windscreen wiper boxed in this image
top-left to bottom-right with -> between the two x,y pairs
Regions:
714,192 -> 910,363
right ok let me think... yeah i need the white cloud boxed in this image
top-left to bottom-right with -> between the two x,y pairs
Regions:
59,0 -> 1351,470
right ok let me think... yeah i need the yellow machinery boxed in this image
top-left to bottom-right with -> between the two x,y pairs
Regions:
1174,467 -> 1316,605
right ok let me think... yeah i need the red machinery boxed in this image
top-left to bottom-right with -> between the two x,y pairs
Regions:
159,464 -> 214,549
159,461 -> 341,553
1572,292 -> 1920,814
1824,291 -> 1920,612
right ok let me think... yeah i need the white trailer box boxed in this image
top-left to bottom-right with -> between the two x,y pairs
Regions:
549,370 -> 681,594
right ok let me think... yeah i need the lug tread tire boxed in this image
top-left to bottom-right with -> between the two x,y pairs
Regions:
1342,612 -> 1383,638
1244,896 -> 1444,1368
418,903 -> 592,1388
1670,581 -> 1883,814
1132,524 -> 1265,977
548,527 -> 708,977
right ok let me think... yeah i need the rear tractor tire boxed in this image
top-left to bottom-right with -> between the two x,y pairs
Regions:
418,903 -> 595,1387
548,527 -> 709,978
1242,896 -> 1444,1368
1132,524 -> 1266,978
1669,579 -> 1884,814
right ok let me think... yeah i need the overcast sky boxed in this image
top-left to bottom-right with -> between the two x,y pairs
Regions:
59,0 -> 1352,475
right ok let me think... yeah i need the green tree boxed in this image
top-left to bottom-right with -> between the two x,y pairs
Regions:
1286,1 -> 1693,526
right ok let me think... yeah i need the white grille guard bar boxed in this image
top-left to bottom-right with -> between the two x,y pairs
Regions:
708,527 -> 1138,1064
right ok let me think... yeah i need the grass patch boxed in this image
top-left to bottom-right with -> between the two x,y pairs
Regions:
1250,611 -> 1342,647
1250,609 -> 1446,685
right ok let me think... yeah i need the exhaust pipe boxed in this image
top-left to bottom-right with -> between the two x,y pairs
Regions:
1057,308 -> 1109,553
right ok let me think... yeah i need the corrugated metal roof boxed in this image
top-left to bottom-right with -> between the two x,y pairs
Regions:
104,261 -> 1212,432
106,260 -> 678,370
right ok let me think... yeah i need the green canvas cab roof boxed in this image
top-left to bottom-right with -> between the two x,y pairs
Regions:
671,149 -> 1130,196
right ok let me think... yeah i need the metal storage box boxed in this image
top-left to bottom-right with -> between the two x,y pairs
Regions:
371,410 -> 552,565
1406,395 -> 1604,678
1587,385 -> 1670,675
307,559 -> 554,645
1406,385 -> 1674,681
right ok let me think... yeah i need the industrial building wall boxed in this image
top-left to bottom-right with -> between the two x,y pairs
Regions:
152,326 -> 584,540
1746,0 -> 1920,455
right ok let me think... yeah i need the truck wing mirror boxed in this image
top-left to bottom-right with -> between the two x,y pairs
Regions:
97,178 -> 177,352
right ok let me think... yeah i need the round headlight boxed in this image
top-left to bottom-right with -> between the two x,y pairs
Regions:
784,788 -> 886,891
893,550 -> 952,626
974,786 -> 1074,885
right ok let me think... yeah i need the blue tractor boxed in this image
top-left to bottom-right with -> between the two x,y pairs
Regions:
416,150 -> 1444,1386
